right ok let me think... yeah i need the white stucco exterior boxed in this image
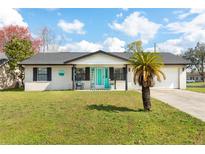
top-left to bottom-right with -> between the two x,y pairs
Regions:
67,52 -> 127,65
24,65 -> 72,91
127,65 -> 186,90
23,52 -> 187,91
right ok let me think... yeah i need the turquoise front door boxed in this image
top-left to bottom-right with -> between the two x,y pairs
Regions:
90,67 -> 110,89
95,68 -> 104,89
96,68 -> 102,84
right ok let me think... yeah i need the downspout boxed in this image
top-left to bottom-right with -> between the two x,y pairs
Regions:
125,64 -> 128,90
72,64 -> 76,90
178,67 -> 181,89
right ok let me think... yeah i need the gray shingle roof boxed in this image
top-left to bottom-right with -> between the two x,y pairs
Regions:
21,52 -> 88,65
20,50 -> 190,65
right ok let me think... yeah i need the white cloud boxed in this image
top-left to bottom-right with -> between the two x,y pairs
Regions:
177,12 -> 190,20
116,12 -> 123,18
189,8 -> 205,14
146,39 -> 185,55
59,37 -> 125,52
156,32 -> 205,55
59,40 -> 102,52
57,19 -> 85,34
176,8 -> 205,19
167,10 -> 205,34
109,12 -> 161,44
0,8 -> 27,27
163,18 -> 169,23
155,39 -> 185,55
121,8 -> 128,11
155,9 -> 205,54
103,37 -> 125,52
166,22 -> 187,33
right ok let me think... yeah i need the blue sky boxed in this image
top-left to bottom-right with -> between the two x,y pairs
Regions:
20,8 -> 177,46
1,8 -> 205,54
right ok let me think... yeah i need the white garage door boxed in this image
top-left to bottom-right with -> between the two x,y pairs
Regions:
154,66 -> 179,89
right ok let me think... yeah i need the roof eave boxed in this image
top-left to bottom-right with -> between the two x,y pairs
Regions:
64,50 -> 129,64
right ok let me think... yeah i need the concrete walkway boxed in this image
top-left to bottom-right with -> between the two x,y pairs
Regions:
150,89 -> 205,122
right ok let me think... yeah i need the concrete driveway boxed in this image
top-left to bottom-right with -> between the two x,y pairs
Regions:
150,89 -> 205,122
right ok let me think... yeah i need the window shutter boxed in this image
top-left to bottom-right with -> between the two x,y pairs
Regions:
123,67 -> 126,80
85,67 -> 90,80
109,67 -> 114,80
33,67 -> 37,81
47,67 -> 52,81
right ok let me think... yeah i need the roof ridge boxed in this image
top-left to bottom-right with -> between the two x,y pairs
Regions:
20,50 -> 190,65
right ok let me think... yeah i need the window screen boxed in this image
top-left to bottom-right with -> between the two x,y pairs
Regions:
114,68 -> 125,80
76,68 -> 85,81
37,68 -> 48,81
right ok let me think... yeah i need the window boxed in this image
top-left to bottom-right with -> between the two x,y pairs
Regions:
33,67 -> 51,81
114,68 -> 125,80
76,68 -> 85,81
196,77 -> 198,80
37,68 -> 48,81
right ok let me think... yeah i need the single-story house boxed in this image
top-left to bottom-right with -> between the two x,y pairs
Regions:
20,50 -> 189,91
187,72 -> 205,82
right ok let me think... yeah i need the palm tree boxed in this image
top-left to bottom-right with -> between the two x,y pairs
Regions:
129,51 -> 166,111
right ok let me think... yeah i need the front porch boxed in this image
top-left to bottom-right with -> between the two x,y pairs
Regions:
72,65 -> 128,90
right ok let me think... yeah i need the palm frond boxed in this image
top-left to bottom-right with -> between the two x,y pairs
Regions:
129,51 -> 166,87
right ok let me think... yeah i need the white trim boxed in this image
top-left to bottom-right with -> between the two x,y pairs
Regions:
68,52 -> 128,65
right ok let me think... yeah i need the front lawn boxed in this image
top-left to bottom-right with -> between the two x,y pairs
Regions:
0,91 -> 204,144
187,82 -> 205,87
187,82 -> 205,93
186,88 -> 205,93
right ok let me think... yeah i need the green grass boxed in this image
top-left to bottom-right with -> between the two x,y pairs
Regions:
187,88 -> 205,93
186,82 -> 205,93
0,91 -> 204,144
187,82 -> 205,87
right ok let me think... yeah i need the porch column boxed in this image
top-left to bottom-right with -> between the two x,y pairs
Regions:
125,64 -> 128,91
72,64 -> 76,90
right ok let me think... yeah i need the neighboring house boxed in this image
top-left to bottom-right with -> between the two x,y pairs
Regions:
187,72 -> 205,82
20,50 -> 189,91
0,53 -> 14,89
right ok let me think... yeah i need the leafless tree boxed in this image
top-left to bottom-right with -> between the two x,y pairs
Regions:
38,27 -> 67,52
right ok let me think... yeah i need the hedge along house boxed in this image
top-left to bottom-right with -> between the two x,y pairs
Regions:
20,50 -> 189,91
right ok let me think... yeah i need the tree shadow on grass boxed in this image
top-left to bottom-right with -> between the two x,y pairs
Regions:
87,104 -> 144,113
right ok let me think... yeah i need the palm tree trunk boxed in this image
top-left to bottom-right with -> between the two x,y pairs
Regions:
142,86 -> 151,111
